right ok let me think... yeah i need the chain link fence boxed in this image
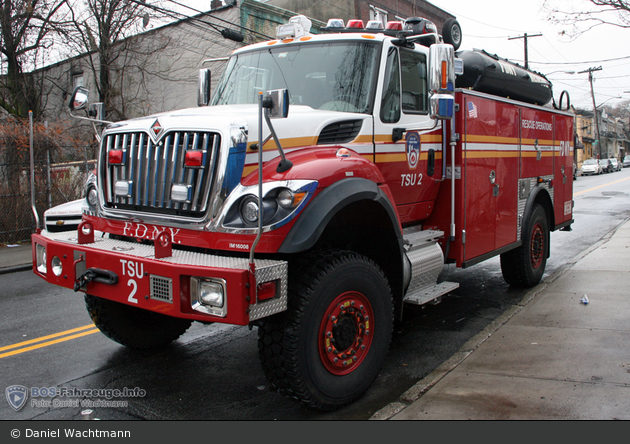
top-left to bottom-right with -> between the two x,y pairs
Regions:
0,155 -> 96,244
1,117 -> 98,245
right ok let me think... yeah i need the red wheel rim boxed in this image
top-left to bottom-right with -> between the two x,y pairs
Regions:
318,291 -> 374,376
530,223 -> 544,269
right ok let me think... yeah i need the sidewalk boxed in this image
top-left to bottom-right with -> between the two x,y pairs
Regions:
0,243 -> 32,275
372,219 -> 630,420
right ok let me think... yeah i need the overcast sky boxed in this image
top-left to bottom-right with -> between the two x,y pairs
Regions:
439,0 -> 630,110
173,0 -> 630,110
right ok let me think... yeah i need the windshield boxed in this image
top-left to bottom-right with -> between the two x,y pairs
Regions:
211,41 -> 381,114
584,159 -> 597,165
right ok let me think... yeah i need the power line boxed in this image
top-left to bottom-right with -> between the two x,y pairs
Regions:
530,55 -> 630,65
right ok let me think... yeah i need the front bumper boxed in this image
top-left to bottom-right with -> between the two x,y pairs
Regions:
32,231 -> 287,325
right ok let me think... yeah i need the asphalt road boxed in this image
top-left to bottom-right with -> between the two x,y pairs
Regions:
1,168 -> 629,420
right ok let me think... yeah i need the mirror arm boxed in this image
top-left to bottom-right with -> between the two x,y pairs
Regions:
68,112 -> 113,126
263,108 -> 292,173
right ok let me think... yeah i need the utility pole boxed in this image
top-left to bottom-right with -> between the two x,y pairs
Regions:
579,66 -> 603,159
508,33 -> 542,69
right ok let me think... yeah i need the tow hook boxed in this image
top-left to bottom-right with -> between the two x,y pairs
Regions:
74,268 -> 119,292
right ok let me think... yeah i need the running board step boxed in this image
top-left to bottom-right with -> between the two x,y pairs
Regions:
403,281 -> 460,306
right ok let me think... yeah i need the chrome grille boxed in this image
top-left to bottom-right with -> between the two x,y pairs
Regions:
103,131 -> 220,217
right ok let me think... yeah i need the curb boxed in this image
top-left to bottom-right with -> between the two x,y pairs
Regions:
369,218 -> 627,420
0,264 -> 32,276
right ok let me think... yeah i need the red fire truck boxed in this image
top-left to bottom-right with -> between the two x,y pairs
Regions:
32,15 -> 574,410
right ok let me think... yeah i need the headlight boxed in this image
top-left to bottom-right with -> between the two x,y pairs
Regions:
199,280 -> 224,307
87,185 -> 98,208
277,189 -> 294,209
239,196 -> 260,225
51,256 -> 63,276
190,277 -> 227,317
277,188 -> 307,209
36,244 -> 47,274
220,180 -> 318,232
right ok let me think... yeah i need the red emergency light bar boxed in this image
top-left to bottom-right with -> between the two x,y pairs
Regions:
386,21 -> 403,30
346,19 -> 364,29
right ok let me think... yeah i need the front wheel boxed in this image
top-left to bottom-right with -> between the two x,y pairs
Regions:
257,250 -> 393,410
500,204 -> 549,287
85,295 -> 192,349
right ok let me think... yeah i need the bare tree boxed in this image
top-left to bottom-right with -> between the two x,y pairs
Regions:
544,0 -> 630,38
66,0 -> 170,120
0,0 -> 70,118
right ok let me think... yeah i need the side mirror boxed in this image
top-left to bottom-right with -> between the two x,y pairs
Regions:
428,44 -> 455,120
198,68 -> 211,106
69,87 -> 89,111
265,89 -> 290,119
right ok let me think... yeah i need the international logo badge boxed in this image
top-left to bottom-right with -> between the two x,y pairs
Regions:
6,385 -> 28,411
405,132 -> 421,170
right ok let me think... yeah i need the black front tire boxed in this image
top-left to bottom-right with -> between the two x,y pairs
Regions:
257,250 -> 394,411
85,295 -> 192,349
500,204 -> 549,287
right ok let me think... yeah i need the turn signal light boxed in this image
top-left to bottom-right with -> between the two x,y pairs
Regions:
258,281 -> 277,301
441,60 -> 448,90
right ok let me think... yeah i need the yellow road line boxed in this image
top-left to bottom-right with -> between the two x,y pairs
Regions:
0,324 -> 99,359
574,176 -> 630,197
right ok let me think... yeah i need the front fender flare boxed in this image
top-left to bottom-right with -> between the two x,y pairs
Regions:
278,178 -> 402,254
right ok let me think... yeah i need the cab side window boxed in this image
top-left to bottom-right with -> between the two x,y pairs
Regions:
380,47 -> 400,123
400,49 -> 428,113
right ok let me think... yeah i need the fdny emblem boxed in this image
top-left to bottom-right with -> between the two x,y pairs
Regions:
6,385 -> 28,411
405,132 -> 421,170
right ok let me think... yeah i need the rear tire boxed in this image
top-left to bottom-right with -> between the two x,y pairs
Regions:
257,250 -> 393,411
500,204 -> 548,287
85,295 -> 192,349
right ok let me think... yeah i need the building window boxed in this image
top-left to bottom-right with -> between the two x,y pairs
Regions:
73,74 -> 84,91
370,5 -> 388,26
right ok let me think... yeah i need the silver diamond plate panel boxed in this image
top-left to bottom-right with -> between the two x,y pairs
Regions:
248,261 -> 288,322
405,242 -> 444,295
404,281 -> 459,305
403,229 -> 444,248
41,231 -> 282,270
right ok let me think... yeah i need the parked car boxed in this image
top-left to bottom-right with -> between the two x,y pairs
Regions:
610,158 -> 622,171
599,158 -> 614,173
623,155 -> 630,168
44,199 -> 84,232
580,158 -> 601,175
